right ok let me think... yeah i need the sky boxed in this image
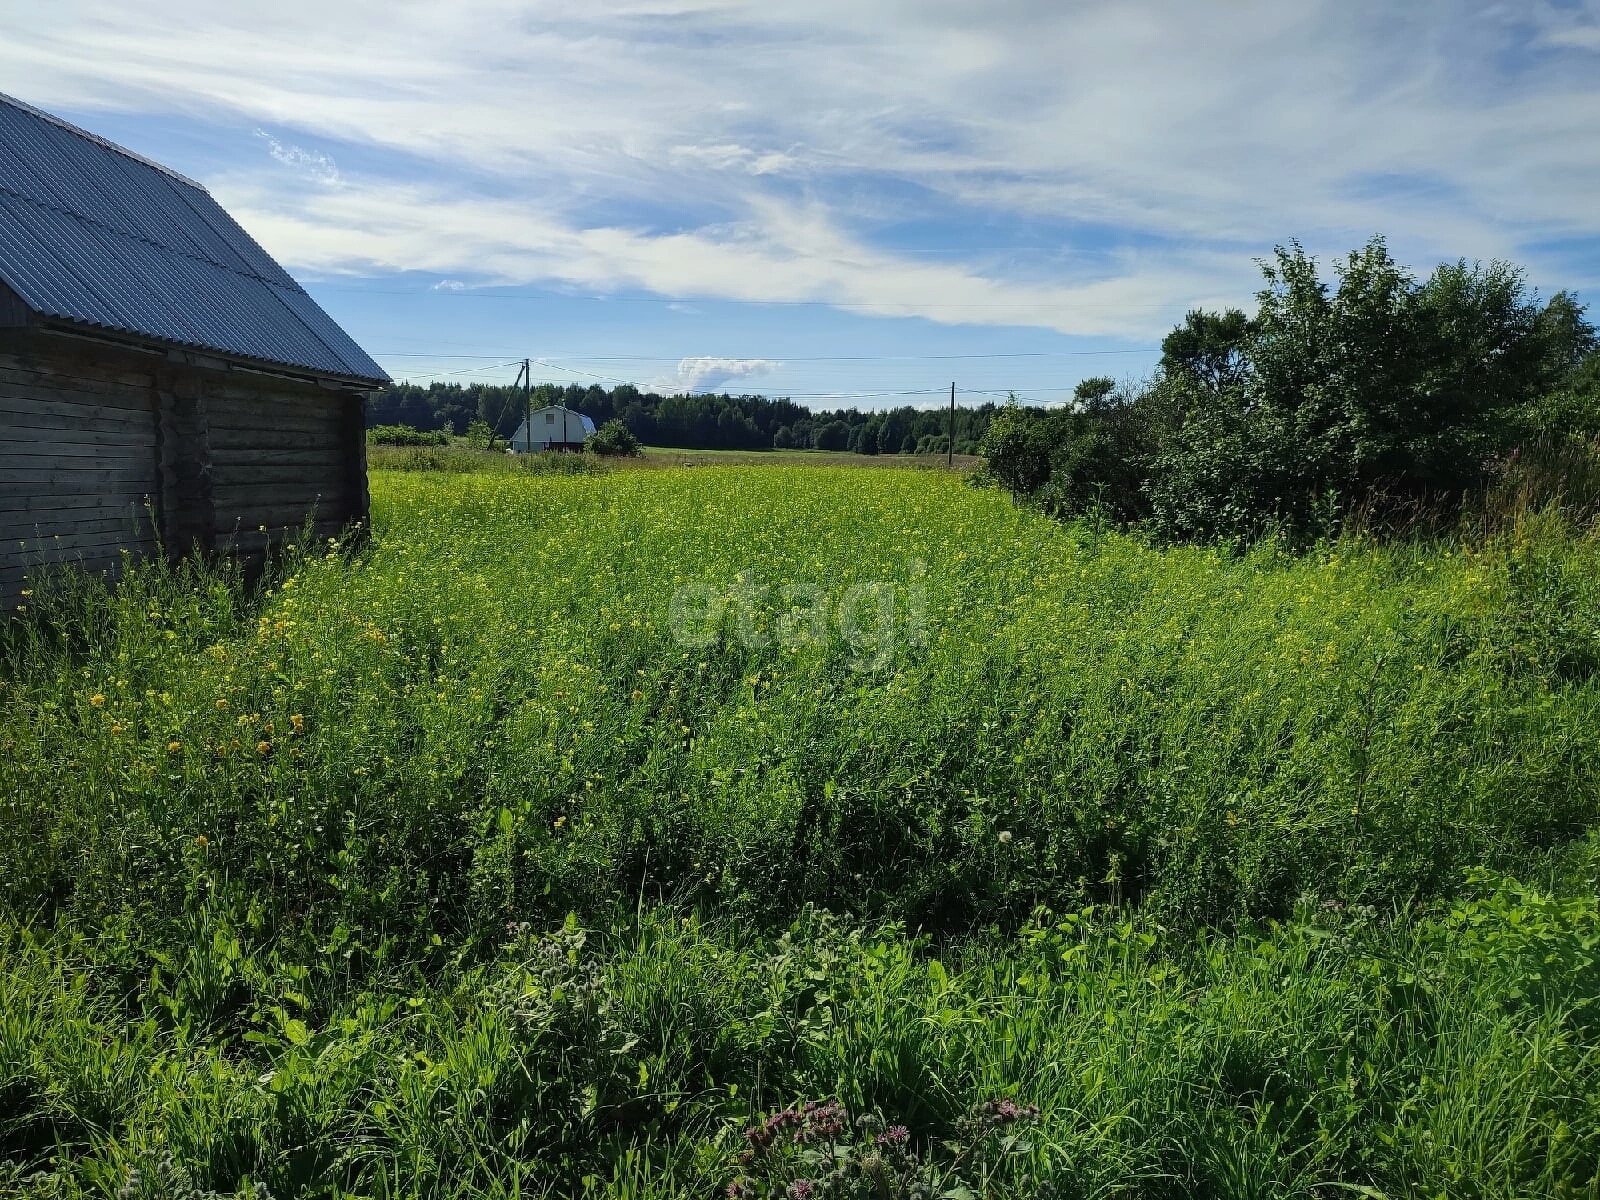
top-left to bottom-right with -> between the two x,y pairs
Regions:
4,0 -> 1600,408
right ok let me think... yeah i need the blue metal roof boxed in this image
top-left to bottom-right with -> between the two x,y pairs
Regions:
0,93 -> 388,385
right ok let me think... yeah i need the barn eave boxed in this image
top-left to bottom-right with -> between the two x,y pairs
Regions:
7,310 -> 386,394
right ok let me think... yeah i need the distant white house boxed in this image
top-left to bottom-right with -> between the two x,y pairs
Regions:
508,405 -> 596,452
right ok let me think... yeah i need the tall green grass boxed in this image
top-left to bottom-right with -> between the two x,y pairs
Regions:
365,445 -> 601,474
3,468 -> 1600,1197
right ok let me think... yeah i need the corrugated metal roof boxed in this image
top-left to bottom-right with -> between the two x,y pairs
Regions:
0,93 -> 388,385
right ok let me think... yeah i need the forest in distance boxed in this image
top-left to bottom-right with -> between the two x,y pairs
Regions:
367,381 -> 997,456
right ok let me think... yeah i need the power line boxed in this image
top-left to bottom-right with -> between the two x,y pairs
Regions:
529,358 -> 948,399
799,392 -> 941,400
380,385 -> 1017,403
394,358 -> 525,383
962,387 -> 1071,406
531,358 -> 639,388
376,359 -> 1129,404
372,348 -> 1157,362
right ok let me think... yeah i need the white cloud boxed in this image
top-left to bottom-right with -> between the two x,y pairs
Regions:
661,356 -> 781,393
255,130 -> 340,185
1543,26 -> 1600,51
669,143 -> 799,175
218,176 -> 1241,337
6,0 -> 1600,328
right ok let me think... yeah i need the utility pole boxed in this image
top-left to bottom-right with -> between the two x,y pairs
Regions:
505,358 -> 532,452
947,381 -> 956,469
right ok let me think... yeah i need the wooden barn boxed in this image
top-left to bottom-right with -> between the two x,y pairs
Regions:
0,93 -> 388,611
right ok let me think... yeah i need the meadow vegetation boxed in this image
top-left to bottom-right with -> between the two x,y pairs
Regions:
367,427 -> 450,449
4,466 -> 1600,1197
364,445 -> 602,476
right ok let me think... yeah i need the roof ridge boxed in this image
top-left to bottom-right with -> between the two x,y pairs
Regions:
0,90 -> 208,193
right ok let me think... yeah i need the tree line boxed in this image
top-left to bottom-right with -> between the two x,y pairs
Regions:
980,237 -> 1600,545
367,381 -> 995,455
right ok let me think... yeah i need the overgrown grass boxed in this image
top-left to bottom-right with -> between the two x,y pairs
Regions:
4,468 -> 1600,1197
365,445 -> 602,474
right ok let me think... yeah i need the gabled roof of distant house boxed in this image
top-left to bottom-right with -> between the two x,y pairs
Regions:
517,404 -> 597,432
0,92 -> 388,387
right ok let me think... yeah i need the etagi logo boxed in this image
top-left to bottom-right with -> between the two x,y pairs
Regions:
668,561 -> 928,671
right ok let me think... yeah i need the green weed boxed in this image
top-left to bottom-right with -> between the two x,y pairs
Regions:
3,467 -> 1600,1196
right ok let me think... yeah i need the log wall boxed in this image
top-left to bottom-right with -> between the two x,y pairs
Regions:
0,332 -> 367,613
1,338 -> 161,609
202,373 -> 363,556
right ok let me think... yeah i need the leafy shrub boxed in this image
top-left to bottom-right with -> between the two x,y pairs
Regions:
587,418 -> 642,457
983,237 -> 1600,546
1145,240 -> 1590,544
367,424 -> 449,447
1525,349 -> 1600,442
978,379 -> 1153,523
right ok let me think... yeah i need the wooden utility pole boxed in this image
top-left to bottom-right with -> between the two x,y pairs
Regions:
523,357 -> 532,451
500,360 -> 522,452
947,381 -> 956,468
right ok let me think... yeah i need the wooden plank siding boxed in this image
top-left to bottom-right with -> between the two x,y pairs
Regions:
1,338 -> 159,608
204,377 -> 363,544
1,331 -> 368,613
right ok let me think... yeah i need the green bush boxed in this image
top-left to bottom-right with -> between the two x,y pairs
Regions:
1526,350 -> 1600,442
983,237 -> 1600,546
1145,240 -> 1591,544
464,418 -> 496,449
978,379 -> 1153,523
586,418 -> 642,457
367,423 -> 449,447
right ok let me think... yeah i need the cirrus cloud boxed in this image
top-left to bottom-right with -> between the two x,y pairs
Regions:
255,130 -> 340,185
4,0 -> 1600,348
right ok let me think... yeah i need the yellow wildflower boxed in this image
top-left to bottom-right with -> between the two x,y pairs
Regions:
90,694 -> 105,707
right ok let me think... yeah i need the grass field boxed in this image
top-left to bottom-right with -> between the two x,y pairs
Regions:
366,442 -> 981,473
634,446 -> 982,471
4,466 -> 1600,1197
